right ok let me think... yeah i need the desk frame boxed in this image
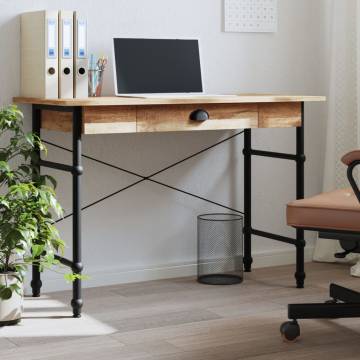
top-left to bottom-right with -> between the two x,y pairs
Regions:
243,102 -> 305,284
27,99 -> 308,318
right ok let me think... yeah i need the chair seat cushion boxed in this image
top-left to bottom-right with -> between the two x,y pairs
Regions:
287,188 -> 360,232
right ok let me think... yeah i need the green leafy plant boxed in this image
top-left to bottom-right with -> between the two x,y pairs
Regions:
0,105 -> 79,301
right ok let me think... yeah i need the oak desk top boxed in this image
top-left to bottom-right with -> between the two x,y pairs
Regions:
13,94 -> 325,107
13,94 -> 326,134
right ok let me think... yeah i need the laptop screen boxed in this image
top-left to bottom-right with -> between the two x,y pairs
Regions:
113,38 -> 203,94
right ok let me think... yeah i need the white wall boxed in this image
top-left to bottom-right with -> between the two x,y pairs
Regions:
0,0 -> 328,292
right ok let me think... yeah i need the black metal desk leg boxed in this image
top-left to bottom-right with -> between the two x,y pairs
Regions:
295,103 -> 306,288
71,107 -> 83,317
31,106 -> 42,297
243,129 -> 253,272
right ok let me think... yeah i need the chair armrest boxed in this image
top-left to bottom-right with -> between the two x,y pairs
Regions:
342,150 -> 360,203
341,150 -> 360,166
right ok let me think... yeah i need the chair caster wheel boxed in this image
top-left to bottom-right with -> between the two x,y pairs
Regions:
280,321 -> 300,342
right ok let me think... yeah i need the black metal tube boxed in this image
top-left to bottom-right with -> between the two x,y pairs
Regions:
296,103 -> 305,203
243,129 -> 253,272
295,102 -> 306,288
31,105 -> 42,297
250,149 -> 297,161
54,255 -> 73,268
251,229 -> 295,245
39,159 -> 73,173
71,107 -> 83,318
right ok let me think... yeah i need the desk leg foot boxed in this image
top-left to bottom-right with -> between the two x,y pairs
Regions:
31,271 -> 42,298
71,284 -> 83,318
295,272 -> 305,289
243,256 -> 253,272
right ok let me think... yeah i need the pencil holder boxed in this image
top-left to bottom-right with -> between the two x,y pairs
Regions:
197,213 -> 243,285
88,69 -> 104,97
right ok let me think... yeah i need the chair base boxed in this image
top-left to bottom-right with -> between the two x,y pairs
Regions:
281,284 -> 360,341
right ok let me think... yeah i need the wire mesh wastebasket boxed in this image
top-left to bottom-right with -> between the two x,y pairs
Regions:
197,213 -> 243,285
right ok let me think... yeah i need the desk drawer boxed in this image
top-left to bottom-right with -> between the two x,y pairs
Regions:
41,107 -> 138,134
136,104 -> 258,132
83,106 -> 137,134
258,103 -> 302,128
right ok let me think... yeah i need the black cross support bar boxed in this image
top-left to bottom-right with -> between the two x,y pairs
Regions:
41,130 -> 246,221
54,254 -> 73,269
39,159 -> 74,173
250,150 -> 298,161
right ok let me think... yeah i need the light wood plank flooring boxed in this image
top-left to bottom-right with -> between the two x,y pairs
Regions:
1,262 -> 360,360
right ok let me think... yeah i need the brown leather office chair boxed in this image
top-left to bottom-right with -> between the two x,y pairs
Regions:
280,150 -> 360,342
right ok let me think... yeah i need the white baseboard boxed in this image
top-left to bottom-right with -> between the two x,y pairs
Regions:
27,246 -> 314,294
253,245 -> 314,269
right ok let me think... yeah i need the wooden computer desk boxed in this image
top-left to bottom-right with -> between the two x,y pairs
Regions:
14,94 -> 325,317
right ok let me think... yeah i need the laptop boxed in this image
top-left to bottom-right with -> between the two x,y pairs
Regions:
113,38 -> 221,98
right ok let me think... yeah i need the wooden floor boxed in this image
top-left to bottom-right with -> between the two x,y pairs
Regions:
1,262 -> 360,359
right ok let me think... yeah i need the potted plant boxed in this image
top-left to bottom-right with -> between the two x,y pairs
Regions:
0,105 -> 73,326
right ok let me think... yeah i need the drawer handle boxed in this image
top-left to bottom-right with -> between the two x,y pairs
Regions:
190,109 -> 209,121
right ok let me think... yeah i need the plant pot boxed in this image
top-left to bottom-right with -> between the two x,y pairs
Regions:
0,273 -> 23,326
